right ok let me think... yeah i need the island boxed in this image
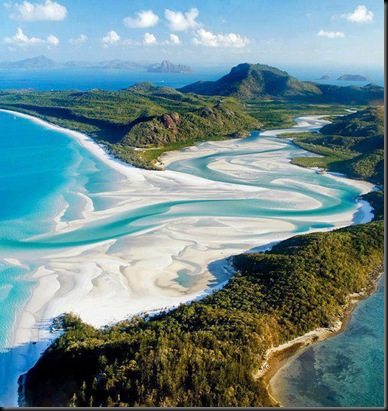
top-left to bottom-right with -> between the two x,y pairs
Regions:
147,60 -> 192,73
337,74 -> 372,81
0,61 -> 383,407
0,55 -> 56,69
318,75 -> 330,80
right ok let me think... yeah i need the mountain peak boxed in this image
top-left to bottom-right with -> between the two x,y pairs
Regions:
178,62 -> 321,99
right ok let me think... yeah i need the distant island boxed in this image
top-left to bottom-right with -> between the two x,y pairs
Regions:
0,55 -> 56,69
337,74 -> 371,81
147,60 -> 192,73
318,75 -> 330,80
0,55 -> 191,73
65,59 -> 143,70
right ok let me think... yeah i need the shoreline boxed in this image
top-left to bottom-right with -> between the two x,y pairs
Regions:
1,108 -> 375,338
257,268 -> 384,407
0,109 -> 377,407
0,109 -> 137,180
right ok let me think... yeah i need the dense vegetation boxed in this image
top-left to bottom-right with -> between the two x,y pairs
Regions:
281,107 -> 384,186
21,221 -> 383,407
243,101 -> 354,129
179,63 -> 384,105
321,106 -> 384,137
0,84 -> 260,169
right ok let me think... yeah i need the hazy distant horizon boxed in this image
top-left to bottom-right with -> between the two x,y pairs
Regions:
0,54 -> 384,74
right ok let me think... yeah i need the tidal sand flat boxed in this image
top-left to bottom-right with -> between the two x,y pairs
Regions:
0,110 -> 373,406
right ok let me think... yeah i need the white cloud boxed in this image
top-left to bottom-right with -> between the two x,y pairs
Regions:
318,29 -> 345,39
143,32 -> 157,45
101,31 -> 143,47
101,30 -> 121,47
123,10 -> 159,28
100,30 -> 179,48
165,8 -> 199,31
169,33 -> 181,45
69,34 -> 87,45
340,5 -> 374,23
192,28 -> 249,48
10,0 -> 67,21
3,2 -> 11,9
47,33 -> 59,46
3,27 -> 59,46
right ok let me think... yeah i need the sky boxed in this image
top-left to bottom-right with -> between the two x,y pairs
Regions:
0,0 -> 384,70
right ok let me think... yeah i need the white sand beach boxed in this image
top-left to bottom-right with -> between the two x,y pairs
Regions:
0,109 -> 375,406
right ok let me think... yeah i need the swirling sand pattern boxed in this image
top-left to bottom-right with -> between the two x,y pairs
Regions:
0,110 -> 373,406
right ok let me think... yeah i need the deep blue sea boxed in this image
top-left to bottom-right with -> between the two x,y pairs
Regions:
0,67 -> 229,91
0,66 -> 384,91
0,67 -> 384,407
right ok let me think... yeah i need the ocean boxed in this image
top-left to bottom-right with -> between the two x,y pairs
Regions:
0,66 -> 384,91
0,69 -> 384,407
270,275 -> 384,407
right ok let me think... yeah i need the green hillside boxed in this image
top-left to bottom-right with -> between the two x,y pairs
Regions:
178,63 -> 322,99
21,221 -> 383,407
0,85 -> 260,169
178,63 -> 384,105
286,107 -> 384,186
320,106 -> 384,137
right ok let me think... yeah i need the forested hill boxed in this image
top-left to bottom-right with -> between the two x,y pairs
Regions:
320,106 -> 384,137
178,63 -> 384,105
20,221 -> 383,407
0,85 -> 260,169
286,106 -> 384,187
178,63 -> 322,99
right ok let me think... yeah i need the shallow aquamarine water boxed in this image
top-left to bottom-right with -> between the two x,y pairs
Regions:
0,110 -> 382,407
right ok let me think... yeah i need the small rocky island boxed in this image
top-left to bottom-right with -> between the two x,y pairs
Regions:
337,74 -> 371,81
147,60 -> 192,73
318,75 -> 330,80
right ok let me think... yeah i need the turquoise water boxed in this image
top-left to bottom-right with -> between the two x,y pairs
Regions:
271,275 -> 385,407
0,111 -> 124,347
0,110 -> 382,406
